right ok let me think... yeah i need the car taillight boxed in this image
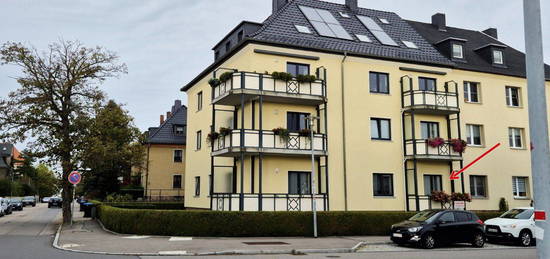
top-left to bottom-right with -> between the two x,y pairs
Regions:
476,219 -> 484,225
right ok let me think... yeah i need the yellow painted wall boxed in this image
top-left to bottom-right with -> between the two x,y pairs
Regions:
145,144 -> 186,197
184,43 -> 549,211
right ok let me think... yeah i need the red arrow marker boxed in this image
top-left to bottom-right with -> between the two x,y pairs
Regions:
450,143 -> 501,180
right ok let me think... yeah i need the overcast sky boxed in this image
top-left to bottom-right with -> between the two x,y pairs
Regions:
1,0 -> 549,150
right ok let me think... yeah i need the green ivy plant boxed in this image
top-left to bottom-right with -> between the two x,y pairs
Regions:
219,72 -> 234,82
208,78 -> 221,87
219,127 -> 232,137
272,127 -> 290,142
296,74 -> 317,83
271,72 -> 293,82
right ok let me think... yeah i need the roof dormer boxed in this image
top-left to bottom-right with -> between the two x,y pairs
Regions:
434,37 -> 468,62
474,43 -> 507,67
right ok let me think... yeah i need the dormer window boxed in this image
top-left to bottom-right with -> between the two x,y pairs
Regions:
225,41 -> 231,52
237,31 -> 244,41
174,125 -> 185,135
493,50 -> 504,64
452,44 -> 463,59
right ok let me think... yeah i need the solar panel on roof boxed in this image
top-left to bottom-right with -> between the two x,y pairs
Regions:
299,5 -> 352,40
356,15 -> 398,46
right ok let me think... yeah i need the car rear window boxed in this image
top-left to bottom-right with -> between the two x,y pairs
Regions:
454,212 -> 472,222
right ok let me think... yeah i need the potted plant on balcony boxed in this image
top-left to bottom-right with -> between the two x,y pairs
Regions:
207,132 -> 219,143
430,191 -> 451,209
427,137 -> 445,148
219,127 -> 232,137
272,127 -> 290,142
208,78 -> 221,87
219,71 -> 234,83
296,74 -> 317,83
271,72 -> 293,82
450,139 -> 467,153
298,128 -> 313,137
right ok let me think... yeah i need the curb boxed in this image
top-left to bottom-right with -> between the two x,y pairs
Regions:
52,221 -> 368,256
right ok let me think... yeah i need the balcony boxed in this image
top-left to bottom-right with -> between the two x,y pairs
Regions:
401,80 -> 460,115
211,129 -> 327,157
212,193 -> 328,211
211,72 -> 326,106
404,139 -> 463,161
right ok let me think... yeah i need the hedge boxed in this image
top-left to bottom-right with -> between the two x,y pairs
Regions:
96,204 -> 502,237
107,202 -> 185,210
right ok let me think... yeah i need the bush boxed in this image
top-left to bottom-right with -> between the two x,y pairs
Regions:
499,197 -> 509,212
296,74 -> 317,83
208,78 -> 221,87
105,193 -> 133,202
219,72 -> 234,82
108,202 -> 185,210
271,72 -> 293,82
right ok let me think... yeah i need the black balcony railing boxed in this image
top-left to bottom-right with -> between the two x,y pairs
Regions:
404,139 -> 462,160
401,77 -> 460,112
211,193 -> 327,211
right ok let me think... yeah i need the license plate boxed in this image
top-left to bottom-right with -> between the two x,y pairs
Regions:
392,233 -> 403,238
488,228 -> 498,232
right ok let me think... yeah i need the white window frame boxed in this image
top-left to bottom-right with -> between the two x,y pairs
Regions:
294,25 -> 312,34
464,82 -> 480,103
509,128 -> 523,148
402,40 -> 418,49
493,50 -> 504,64
452,44 -> 463,59
355,34 -> 372,42
506,86 -> 521,107
470,175 -> 487,198
466,124 -> 483,146
379,18 -> 390,24
512,176 -> 528,198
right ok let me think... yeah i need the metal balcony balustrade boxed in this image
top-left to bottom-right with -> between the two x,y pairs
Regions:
211,129 -> 327,157
211,71 -> 326,106
404,139 -> 463,161
211,193 -> 328,212
401,76 -> 460,114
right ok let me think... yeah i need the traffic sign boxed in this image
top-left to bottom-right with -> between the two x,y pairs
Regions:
68,171 -> 82,185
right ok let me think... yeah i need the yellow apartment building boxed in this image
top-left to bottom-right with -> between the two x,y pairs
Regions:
181,0 -> 550,211
142,100 -> 187,201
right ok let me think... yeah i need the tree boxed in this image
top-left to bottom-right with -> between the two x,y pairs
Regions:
34,164 -> 60,198
0,40 -> 126,223
79,100 -> 144,200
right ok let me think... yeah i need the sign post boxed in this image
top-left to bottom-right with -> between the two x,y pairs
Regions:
68,171 -> 82,225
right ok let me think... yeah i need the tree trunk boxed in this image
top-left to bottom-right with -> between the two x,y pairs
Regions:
61,160 -> 73,224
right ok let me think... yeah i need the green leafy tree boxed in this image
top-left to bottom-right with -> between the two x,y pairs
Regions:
0,40 -> 126,223
78,100 -> 144,200
34,164 -> 60,198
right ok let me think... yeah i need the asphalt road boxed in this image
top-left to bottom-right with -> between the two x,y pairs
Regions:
0,202 -> 135,259
0,203 -> 537,259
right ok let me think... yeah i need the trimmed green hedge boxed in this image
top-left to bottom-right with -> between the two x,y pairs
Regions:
107,202 -> 185,210
96,204 -> 502,237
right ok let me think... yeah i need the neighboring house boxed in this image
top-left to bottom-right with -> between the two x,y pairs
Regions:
0,144 -> 24,180
181,0 -> 550,211
142,100 -> 187,201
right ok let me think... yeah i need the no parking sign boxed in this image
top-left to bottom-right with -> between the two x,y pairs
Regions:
68,171 -> 82,185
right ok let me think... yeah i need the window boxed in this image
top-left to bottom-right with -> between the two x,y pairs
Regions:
174,125 -> 185,135
370,118 -> 391,140
421,121 -> 439,139
287,63 -> 310,77
512,176 -> 528,198
379,18 -> 390,24
369,72 -> 389,94
464,82 -> 480,103
402,41 -> 418,49
493,50 -> 504,64
196,131 -> 202,150
287,112 -> 310,132
194,176 -> 200,196
454,212 -> 473,222
225,41 -> 231,52
237,31 -> 244,41
173,175 -> 182,189
419,77 -> 436,91
288,171 -> 311,194
295,25 -> 312,34
339,12 -> 350,18
197,91 -> 203,111
373,173 -> 393,196
506,86 -> 520,107
466,124 -> 483,146
173,150 -> 183,163
299,5 -> 353,40
424,175 -> 442,195
356,15 -> 398,46
469,175 -> 487,198
509,128 -> 523,148
439,212 -> 455,223
452,44 -> 463,59
355,34 -> 372,42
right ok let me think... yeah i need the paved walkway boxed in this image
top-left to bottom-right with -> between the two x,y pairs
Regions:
56,212 -> 388,256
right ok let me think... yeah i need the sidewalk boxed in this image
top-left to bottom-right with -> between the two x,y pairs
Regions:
55,211 -> 390,256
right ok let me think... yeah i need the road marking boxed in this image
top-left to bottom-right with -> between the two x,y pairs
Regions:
122,235 -> 150,239
158,250 -> 187,255
169,237 -> 193,241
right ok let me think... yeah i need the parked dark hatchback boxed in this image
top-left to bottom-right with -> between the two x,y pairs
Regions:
8,198 -> 23,211
390,209 -> 485,249
48,197 -> 62,208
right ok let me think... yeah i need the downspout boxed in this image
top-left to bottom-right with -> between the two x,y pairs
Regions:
145,143 -> 151,199
341,52 -> 349,211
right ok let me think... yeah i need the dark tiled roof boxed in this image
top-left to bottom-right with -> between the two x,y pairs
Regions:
407,20 -> 550,80
0,144 -> 13,169
250,0 -> 453,66
146,104 -> 187,145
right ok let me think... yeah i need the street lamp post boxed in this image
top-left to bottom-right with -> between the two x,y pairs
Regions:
306,116 -> 320,238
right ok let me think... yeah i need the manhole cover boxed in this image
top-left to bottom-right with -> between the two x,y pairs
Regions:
243,241 -> 290,245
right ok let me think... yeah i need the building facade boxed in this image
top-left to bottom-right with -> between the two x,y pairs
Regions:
181,0 -> 550,211
142,100 -> 187,201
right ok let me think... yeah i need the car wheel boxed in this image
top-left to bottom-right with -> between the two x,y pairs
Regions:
472,232 -> 485,248
518,230 -> 533,247
421,233 -> 436,249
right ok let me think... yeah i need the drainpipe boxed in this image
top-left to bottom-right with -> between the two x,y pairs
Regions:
145,143 -> 150,200
341,52 -> 349,211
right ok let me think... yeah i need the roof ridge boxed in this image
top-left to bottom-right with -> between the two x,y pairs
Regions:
250,0 -> 295,37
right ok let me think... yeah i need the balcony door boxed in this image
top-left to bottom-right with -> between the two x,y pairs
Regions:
287,112 -> 310,132
288,171 -> 311,195
421,121 -> 440,139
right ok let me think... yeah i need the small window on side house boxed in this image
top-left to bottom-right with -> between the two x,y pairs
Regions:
373,173 -> 393,196
197,91 -> 203,111
493,50 -> 504,64
370,118 -> 391,140
194,176 -> 200,196
452,44 -> 463,59
369,72 -> 389,94
173,150 -> 183,163
506,86 -> 520,107
512,176 -> 528,198
173,175 -> 182,189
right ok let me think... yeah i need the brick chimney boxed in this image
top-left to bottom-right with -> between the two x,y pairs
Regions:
272,0 -> 288,14
346,0 -> 358,11
166,111 -> 172,119
483,28 -> 498,39
432,13 -> 446,31
160,115 -> 165,125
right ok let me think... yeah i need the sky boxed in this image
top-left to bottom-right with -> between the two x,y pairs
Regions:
1,0 -> 549,151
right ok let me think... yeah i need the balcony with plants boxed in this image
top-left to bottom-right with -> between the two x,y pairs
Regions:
209,70 -> 326,106
404,137 -> 466,161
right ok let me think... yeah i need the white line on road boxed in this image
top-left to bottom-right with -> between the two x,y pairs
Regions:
122,235 -> 150,239
169,237 -> 193,241
158,250 -> 188,255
